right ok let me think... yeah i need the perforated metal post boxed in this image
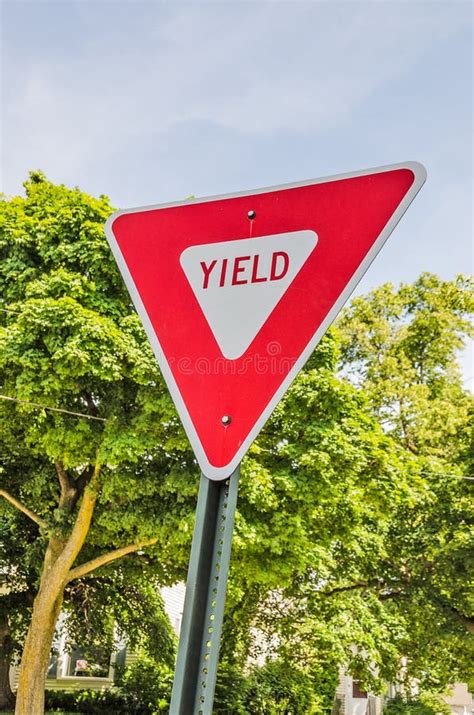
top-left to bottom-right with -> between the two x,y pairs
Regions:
169,466 -> 240,714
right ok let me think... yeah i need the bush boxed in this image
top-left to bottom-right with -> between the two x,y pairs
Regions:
309,662 -> 339,714
384,694 -> 451,715
120,653 -> 174,713
213,661 -> 247,714
243,659 -> 319,714
45,690 -> 77,711
75,689 -> 130,713
45,688 -> 128,713
45,657 -> 334,714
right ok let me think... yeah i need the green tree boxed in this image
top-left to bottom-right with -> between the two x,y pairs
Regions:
235,275 -> 474,696
337,273 -> 473,462
213,276 -> 473,703
0,173 -> 196,713
0,174 -> 410,712
384,694 -> 451,715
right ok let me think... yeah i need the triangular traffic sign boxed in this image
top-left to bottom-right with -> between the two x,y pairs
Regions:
105,162 -> 426,479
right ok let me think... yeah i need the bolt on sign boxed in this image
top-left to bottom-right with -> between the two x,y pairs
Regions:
105,162 -> 426,480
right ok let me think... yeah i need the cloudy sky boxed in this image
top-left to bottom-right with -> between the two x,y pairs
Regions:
1,0 -> 472,376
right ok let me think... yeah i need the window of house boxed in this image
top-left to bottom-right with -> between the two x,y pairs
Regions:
46,615 -> 125,681
47,654 -> 58,678
64,645 -> 111,678
352,681 -> 368,698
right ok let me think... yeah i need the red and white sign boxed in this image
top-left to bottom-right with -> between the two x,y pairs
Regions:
105,162 -> 426,480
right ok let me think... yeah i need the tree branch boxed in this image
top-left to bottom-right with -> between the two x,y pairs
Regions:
55,461 -> 93,513
55,460 -> 72,492
431,595 -> 474,634
55,461 -> 76,511
320,581 -> 371,597
319,580 -> 406,602
67,538 -> 158,582
40,462 -> 103,591
74,465 -> 94,498
59,464 -> 101,558
0,488 -> 47,530
81,391 -> 99,417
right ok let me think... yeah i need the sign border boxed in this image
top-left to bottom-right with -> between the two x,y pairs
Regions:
104,161 -> 427,480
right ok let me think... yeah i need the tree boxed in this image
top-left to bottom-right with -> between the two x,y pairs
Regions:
0,484 -> 177,709
0,172 -> 197,713
1,174 -> 383,710
232,275 -> 474,696
213,276 -> 473,703
337,273 -> 473,462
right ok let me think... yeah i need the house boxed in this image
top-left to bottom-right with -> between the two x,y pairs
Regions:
443,684 -> 474,715
333,671 -> 383,715
333,674 -> 473,715
10,583 -> 186,694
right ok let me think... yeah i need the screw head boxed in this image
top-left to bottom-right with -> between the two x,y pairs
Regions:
247,210 -> 256,220
221,415 -> 231,426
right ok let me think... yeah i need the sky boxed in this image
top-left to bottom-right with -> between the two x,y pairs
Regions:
1,0 -> 473,379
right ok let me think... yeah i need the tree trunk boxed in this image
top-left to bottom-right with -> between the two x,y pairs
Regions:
14,547 -> 66,715
15,469 -> 100,715
0,615 -> 14,711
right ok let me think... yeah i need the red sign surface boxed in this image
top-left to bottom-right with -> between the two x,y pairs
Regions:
105,162 -> 426,479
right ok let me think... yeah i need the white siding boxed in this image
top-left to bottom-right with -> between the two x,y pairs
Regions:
161,582 -> 186,635
442,683 -> 474,715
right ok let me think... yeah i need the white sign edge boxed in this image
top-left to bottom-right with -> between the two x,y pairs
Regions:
104,161 -> 427,481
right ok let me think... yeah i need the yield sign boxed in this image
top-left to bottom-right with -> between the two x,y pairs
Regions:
105,162 -> 426,480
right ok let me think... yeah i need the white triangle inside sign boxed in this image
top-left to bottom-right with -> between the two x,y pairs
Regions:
180,230 -> 318,359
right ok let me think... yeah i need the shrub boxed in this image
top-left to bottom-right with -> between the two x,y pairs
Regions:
384,694 -> 451,715
45,690 -> 77,711
45,656 -> 177,714
213,661 -> 247,714
45,688 -> 128,713
75,688 -> 129,713
243,659 -> 318,714
120,653 -> 174,713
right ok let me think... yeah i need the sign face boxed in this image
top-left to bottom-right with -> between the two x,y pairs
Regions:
105,162 -> 426,480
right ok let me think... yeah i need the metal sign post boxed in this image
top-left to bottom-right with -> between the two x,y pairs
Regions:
170,466 -> 240,714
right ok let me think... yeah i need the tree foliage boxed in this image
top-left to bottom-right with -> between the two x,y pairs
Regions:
337,273 -> 473,461
384,694 -> 452,715
224,275 -> 473,695
0,172 -> 196,711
